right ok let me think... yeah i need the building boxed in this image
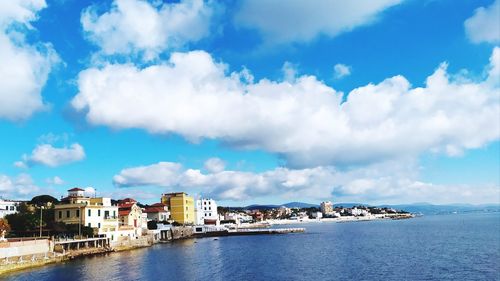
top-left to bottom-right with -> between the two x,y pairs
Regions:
118,198 -> 144,237
311,212 -> 323,219
320,201 -> 334,215
349,207 -> 369,217
160,192 -> 195,224
54,188 -> 120,241
195,198 -> 218,225
144,203 -> 170,222
0,198 -> 21,219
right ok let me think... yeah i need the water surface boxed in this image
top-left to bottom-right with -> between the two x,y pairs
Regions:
3,213 -> 499,281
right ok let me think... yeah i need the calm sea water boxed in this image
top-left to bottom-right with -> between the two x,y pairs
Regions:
3,213 -> 499,281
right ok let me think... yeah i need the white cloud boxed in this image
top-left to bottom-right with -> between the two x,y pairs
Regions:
84,187 -> 96,197
204,157 -> 225,173
112,160 -> 500,204
45,176 -> 64,185
465,0 -> 500,44
81,0 -> 216,60
18,143 -> 86,167
0,0 -> 57,121
333,63 -> 351,79
234,0 -> 402,44
73,48 -> 500,168
113,162 -> 182,187
0,173 -> 40,199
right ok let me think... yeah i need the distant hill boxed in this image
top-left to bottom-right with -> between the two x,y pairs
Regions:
334,203 -> 369,208
245,204 -> 280,210
244,202 -> 318,210
379,203 -> 500,215
282,202 -> 318,208
232,202 -> 500,214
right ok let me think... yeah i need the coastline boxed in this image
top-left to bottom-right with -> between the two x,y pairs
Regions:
0,214 -> 413,276
266,213 -> 414,225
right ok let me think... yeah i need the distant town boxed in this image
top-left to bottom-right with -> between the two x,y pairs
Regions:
0,188 -> 412,274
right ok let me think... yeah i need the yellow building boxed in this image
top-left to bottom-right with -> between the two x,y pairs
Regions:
161,192 -> 194,224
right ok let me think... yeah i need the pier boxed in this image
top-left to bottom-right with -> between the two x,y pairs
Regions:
193,227 -> 305,238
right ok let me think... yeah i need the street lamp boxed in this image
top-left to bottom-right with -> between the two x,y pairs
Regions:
78,205 -> 82,239
39,206 -> 44,237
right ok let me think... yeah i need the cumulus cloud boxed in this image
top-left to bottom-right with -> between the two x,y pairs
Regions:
204,157 -> 225,173
112,160 -> 499,204
81,0 -> 216,60
234,0 -> 402,44
0,0 -> 57,121
333,63 -> 351,79
45,176 -> 64,185
464,0 -> 500,44
73,48 -> 500,168
18,143 -> 86,167
0,173 -> 40,199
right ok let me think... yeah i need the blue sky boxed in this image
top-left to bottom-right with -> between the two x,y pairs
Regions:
0,0 -> 499,206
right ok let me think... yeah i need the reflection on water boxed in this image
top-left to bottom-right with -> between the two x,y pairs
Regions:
4,213 -> 500,281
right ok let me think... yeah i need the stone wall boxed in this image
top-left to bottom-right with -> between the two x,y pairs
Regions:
0,239 -> 52,259
170,226 -> 193,240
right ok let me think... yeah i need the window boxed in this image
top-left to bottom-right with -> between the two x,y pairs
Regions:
204,202 -> 206,205
204,207 -> 206,210
98,210 -> 101,217
66,210 -> 70,218
58,211 -> 62,219
209,207 -> 211,210
76,210 -> 80,217
88,223 -> 91,227
10,206 -> 14,211
98,223 -> 101,228
88,209 -> 91,217
209,201 -> 211,205
186,206 -> 188,211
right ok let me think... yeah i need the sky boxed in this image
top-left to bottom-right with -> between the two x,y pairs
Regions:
0,0 -> 499,206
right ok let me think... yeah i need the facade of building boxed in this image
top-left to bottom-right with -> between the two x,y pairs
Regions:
144,203 -> 170,222
320,201 -> 334,215
195,198 -> 218,225
54,188 -> 120,241
161,192 -> 195,224
349,207 -> 369,217
118,198 -> 144,237
311,212 -> 323,219
0,198 -> 21,219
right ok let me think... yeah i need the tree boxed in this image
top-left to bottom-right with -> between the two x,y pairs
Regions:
30,195 -> 59,207
0,218 -> 10,241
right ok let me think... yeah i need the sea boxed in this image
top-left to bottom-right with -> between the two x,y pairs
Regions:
2,212 -> 499,281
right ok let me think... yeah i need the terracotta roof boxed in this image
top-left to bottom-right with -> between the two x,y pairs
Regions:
118,202 -> 135,209
119,210 -> 131,216
150,203 -> 166,207
144,207 -> 168,213
119,198 -> 137,203
68,187 -> 84,191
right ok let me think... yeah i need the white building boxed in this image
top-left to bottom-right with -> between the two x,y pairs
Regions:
350,207 -> 369,217
144,203 -> 170,222
0,198 -> 21,219
195,198 -> 218,225
320,201 -> 334,215
311,212 -> 323,219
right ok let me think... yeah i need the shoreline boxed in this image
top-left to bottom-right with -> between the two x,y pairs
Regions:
266,213 -> 414,225
0,214 -> 413,276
